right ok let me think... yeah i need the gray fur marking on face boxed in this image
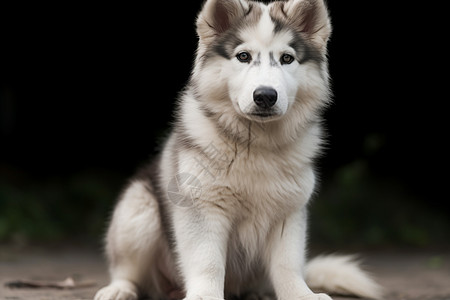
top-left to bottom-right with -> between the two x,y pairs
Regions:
201,2 -> 263,63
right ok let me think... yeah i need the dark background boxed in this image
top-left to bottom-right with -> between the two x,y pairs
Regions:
0,1 -> 448,249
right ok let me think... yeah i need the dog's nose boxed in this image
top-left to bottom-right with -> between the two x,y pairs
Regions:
253,87 -> 277,109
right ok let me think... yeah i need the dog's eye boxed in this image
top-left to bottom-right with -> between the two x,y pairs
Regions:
236,51 -> 252,63
281,54 -> 295,65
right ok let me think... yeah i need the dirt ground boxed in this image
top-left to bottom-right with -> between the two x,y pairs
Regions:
0,245 -> 449,300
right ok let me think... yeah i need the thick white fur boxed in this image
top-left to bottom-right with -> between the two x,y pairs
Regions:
305,255 -> 383,299
94,1 -> 382,300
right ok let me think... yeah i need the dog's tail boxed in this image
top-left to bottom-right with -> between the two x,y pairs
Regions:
305,255 -> 383,299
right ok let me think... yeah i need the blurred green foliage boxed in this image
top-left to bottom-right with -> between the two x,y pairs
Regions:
0,169 -> 122,243
310,159 -> 450,248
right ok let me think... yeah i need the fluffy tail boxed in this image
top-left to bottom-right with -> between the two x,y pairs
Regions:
305,255 -> 383,299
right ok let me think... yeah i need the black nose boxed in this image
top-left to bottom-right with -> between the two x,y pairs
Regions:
253,87 -> 277,109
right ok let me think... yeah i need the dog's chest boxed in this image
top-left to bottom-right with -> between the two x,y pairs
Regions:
181,135 -> 314,248
221,149 -> 306,235
228,149 -> 307,205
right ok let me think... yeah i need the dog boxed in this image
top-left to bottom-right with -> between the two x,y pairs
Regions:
94,0 -> 382,299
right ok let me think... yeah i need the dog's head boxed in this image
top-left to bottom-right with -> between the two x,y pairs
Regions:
192,0 -> 331,127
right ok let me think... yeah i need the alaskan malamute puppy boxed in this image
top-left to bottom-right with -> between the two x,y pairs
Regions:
95,0 -> 382,299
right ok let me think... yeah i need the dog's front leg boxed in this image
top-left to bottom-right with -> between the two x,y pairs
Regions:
267,209 -> 332,300
173,205 -> 230,300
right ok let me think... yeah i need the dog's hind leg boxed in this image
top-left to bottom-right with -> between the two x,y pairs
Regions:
94,180 -> 167,300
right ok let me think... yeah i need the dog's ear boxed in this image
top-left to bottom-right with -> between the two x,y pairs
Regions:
197,0 -> 249,42
275,0 -> 331,48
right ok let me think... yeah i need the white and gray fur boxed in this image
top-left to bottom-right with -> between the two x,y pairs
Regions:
94,0 -> 383,300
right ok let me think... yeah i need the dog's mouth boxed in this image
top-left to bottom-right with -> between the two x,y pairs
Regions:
245,109 -> 283,122
250,112 -> 276,118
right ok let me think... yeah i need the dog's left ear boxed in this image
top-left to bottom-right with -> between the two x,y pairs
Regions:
275,0 -> 332,49
196,0 -> 249,43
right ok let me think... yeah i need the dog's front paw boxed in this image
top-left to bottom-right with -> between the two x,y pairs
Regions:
94,280 -> 138,300
299,293 -> 333,300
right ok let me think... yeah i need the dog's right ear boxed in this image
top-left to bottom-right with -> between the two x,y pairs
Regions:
196,0 -> 249,42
